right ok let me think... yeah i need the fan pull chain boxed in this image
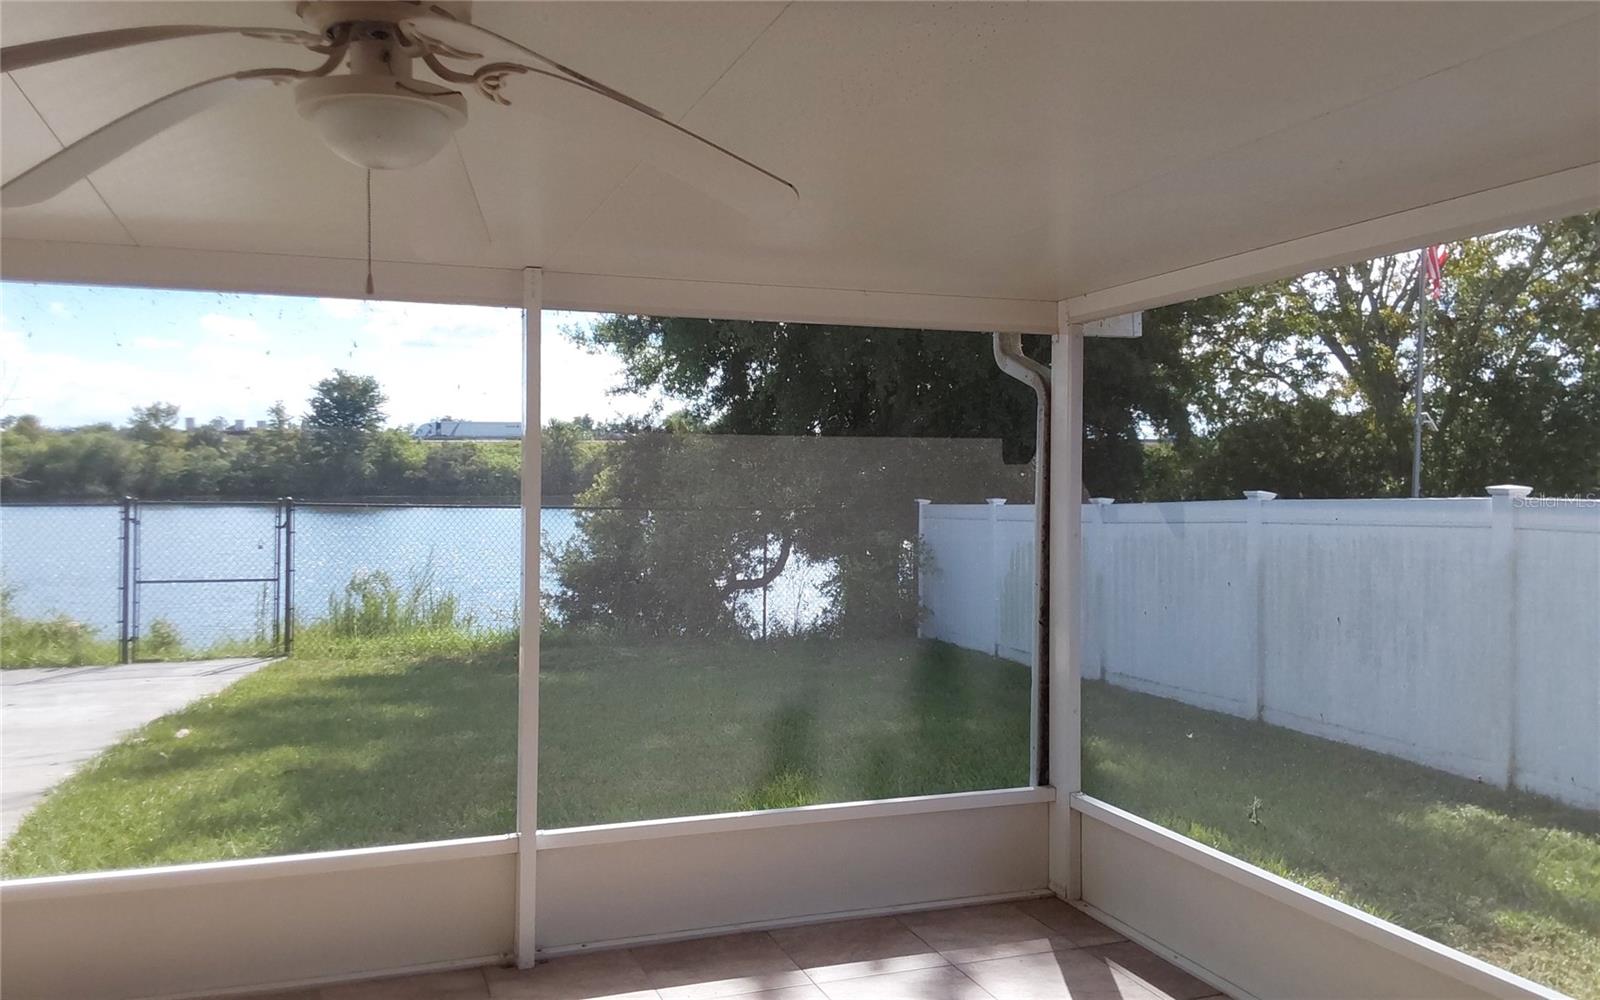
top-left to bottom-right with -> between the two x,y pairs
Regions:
364,169 -> 375,296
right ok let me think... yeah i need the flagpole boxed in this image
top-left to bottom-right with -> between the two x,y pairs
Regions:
1411,254 -> 1428,498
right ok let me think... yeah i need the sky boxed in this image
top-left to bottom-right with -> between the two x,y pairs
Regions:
0,282 -> 656,430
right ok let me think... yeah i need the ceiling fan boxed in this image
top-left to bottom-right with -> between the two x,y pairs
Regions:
0,1 -> 798,217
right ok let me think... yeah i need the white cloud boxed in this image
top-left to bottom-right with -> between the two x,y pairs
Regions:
198,313 -> 266,342
317,297 -> 363,321
3,296 -> 650,430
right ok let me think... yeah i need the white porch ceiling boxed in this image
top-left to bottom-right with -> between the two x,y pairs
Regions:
2,1 -> 1597,315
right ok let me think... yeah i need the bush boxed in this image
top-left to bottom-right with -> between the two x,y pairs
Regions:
142,618 -> 183,659
0,587 -> 120,668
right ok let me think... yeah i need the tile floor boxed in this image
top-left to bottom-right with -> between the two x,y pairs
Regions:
233,898 -> 1227,1000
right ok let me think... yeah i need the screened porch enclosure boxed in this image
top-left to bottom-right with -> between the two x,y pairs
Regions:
2,2 -> 1597,999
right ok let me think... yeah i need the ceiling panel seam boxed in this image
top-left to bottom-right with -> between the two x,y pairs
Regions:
6,70 -> 138,246
542,1 -> 795,265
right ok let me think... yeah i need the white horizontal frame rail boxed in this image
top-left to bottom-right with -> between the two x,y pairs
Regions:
537,785 -> 1055,849
0,239 -> 1058,334
0,834 -> 517,902
1070,793 -> 1568,1000
534,786 -> 1055,953
0,834 -> 519,1000
1064,162 -> 1600,322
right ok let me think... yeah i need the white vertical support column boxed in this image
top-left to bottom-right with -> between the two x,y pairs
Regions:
1487,483 -> 1531,791
1243,490 -> 1277,721
1086,498 -> 1114,683
1049,306 -> 1085,899
987,498 -> 1007,657
516,267 -> 543,967
915,498 -> 931,639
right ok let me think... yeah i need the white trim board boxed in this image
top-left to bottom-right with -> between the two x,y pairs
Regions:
0,240 -> 1058,334
538,888 -> 1057,958
0,789 -> 1053,1000
537,786 -> 1054,849
0,834 -> 517,902
1070,794 -> 1568,1000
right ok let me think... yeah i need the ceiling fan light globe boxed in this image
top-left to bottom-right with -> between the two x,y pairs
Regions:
296,76 -> 467,170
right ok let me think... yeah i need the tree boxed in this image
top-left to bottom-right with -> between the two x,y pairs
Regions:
1167,212 -> 1600,498
573,318 -> 1183,496
126,402 -> 180,444
551,428 -> 1025,638
301,371 -> 386,497
224,402 -> 302,497
553,323 -> 1072,637
304,370 -> 386,433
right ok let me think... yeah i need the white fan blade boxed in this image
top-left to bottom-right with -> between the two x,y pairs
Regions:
2,74 -> 281,208
402,16 -> 797,220
2,26 -> 323,73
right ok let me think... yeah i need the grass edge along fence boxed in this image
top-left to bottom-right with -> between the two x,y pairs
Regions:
919,492 -> 1600,812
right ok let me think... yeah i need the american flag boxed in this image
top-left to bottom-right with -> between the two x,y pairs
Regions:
1423,245 -> 1448,300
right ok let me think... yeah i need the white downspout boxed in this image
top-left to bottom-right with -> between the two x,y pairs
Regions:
993,332 -> 1050,788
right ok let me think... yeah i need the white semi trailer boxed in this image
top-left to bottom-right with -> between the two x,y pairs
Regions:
412,420 -> 522,441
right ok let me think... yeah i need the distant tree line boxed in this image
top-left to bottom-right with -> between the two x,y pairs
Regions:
1,370 -> 568,503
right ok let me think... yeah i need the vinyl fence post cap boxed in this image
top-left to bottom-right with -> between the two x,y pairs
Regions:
1485,484 -> 1533,498
985,497 -> 1008,505
1242,490 -> 1278,501
1089,497 -> 1115,506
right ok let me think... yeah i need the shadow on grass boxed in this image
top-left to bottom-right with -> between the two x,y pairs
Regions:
738,696 -> 822,811
4,637 -> 1032,875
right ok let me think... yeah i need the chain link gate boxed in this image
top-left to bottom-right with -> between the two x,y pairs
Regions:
121,498 -> 294,662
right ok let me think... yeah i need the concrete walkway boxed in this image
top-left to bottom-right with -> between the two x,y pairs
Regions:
1,658 -> 276,839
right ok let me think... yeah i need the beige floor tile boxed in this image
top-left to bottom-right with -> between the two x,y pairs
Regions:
719,987 -> 829,999
485,951 -> 660,999
960,948 -> 1161,1000
1087,943 -> 1217,1000
320,968 -> 490,1000
1011,900 -> 1124,948
629,932 -> 810,1000
816,966 -> 993,1000
897,903 -> 1065,964
769,916 -> 949,983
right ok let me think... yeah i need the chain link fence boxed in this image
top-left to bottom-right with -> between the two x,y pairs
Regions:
0,500 -> 839,665
0,502 -> 124,667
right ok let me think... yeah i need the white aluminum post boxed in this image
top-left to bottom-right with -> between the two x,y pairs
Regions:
987,498 -> 1007,657
1087,498 -> 1114,682
1049,307 -> 1085,899
915,499 -> 931,639
1487,483 -> 1531,792
1412,259 -> 1429,498
516,268 -> 543,967
1243,490 -> 1277,721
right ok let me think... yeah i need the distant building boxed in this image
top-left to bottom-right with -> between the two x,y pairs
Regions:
413,420 -> 522,441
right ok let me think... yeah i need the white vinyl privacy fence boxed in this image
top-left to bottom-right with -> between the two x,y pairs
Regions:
917,491 -> 1600,810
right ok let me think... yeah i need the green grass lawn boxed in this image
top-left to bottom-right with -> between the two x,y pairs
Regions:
0,634 -> 1030,873
1084,680 -> 1600,998
2,639 -> 1594,997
